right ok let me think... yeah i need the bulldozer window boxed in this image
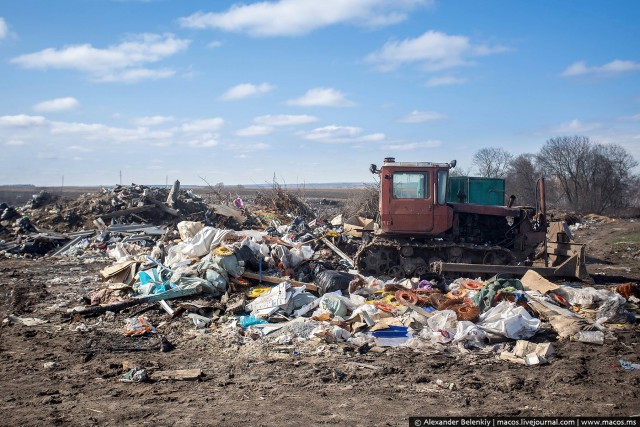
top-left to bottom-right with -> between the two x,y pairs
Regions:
392,173 -> 428,199
437,170 -> 448,204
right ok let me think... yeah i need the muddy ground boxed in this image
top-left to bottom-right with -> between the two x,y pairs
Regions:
0,219 -> 639,426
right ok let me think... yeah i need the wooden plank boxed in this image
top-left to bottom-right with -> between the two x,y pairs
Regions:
320,237 -> 354,267
67,285 -> 203,316
150,199 -> 179,216
242,271 -> 318,292
152,369 -> 202,381
143,190 -> 180,216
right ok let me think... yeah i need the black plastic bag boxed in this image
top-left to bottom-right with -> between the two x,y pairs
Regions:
234,245 -> 259,271
315,270 -> 355,296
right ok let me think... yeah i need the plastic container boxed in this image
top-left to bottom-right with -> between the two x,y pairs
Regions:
371,325 -> 409,338
572,330 -> 604,345
239,314 -> 268,329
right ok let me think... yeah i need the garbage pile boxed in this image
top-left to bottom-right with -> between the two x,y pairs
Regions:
0,181 -> 313,257
2,183 -> 639,365
568,213 -> 617,231
59,213 -> 639,366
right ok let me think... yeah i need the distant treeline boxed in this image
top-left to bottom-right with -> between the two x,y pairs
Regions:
465,135 -> 639,215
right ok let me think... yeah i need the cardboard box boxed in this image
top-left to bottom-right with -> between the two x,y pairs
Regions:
343,216 -> 375,237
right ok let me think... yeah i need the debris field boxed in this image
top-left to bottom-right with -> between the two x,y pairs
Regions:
0,183 -> 639,426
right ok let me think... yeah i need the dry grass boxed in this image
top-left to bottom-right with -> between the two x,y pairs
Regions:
341,183 -> 380,219
254,180 -> 316,220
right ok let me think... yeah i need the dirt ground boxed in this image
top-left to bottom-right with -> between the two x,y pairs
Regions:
1,220 -> 639,426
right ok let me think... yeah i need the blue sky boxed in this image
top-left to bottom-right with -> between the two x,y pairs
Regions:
1,0 -> 639,186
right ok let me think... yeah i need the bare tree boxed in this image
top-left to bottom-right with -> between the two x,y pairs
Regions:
449,166 -> 470,177
504,154 -> 562,207
536,136 -> 639,213
505,154 -> 539,206
472,147 -> 513,178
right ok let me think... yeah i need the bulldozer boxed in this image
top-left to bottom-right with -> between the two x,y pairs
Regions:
354,157 -> 590,282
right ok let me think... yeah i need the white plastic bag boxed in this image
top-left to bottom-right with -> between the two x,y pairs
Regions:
312,291 -> 359,319
299,245 -> 314,260
477,301 -> 540,339
453,321 -> 487,347
237,230 -> 265,242
319,294 -> 348,318
177,221 -> 204,241
596,293 -> 629,324
560,286 -> 606,308
309,323 -> 334,342
426,310 -> 458,344
107,242 -> 146,262
165,242 -> 189,268
181,227 -> 232,258
331,325 -> 351,342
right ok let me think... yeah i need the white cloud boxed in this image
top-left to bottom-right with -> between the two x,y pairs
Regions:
254,114 -> 318,126
226,142 -> 270,152
33,97 -> 79,112
96,68 -> 175,83
0,114 -> 178,154
398,110 -> 447,123
4,139 -> 26,146
426,75 -> 467,87
0,17 -> 8,40
180,118 -> 224,132
360,132 -> 386,142
550,119 -> 601,133
220,82 -> 274,100
619,113 -> 640,122
300,125 -> 384,143
0,114 -> 48,127
235,125 -> 273,137
366,30 -> 507,72
0,113 -> 237,152
561,60 -> 640,77
66,145 -> 93,152
388,140 -> 442,150
178,0 -> 428,37
11,33 -> 190,83
50,121 -> 174,142
207,40 -> 223,48
185,133 -> 220,148
560,61 -> 589,77
131,115 -> 175,126
286,87 -> 355,107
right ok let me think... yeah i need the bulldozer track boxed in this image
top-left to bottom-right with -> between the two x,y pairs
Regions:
354,236 -> 515,278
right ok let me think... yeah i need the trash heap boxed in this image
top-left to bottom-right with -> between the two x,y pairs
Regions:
0,181 -> 267,257
64,217 -> 639,366
2,183 -> 639,366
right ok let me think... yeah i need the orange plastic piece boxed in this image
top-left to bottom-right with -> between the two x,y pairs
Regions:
446,289 -> 469,299
373,301 -> 397,313
460,280 -> 483,290
395,290 -> 419,306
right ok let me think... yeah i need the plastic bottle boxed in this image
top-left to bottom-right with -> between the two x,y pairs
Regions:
572,330 -> 604,345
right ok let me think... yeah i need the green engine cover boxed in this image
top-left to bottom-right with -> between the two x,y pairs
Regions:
448,176 -> 505,206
